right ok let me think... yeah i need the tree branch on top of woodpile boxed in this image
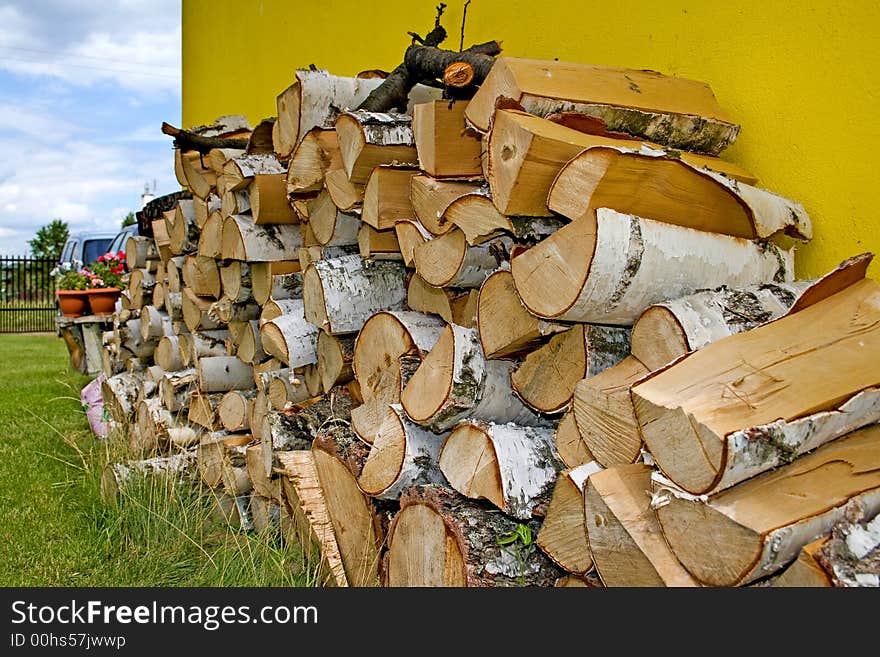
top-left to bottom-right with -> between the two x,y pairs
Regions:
161,122 -> 250,155
356,3 -> 502,113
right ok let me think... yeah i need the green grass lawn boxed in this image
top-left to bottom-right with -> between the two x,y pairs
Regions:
0,334 -> 319,587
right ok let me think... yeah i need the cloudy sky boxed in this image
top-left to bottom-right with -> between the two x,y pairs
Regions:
0,0 -> 181,255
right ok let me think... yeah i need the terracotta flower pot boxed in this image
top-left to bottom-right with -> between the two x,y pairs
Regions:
57,290 -> 90,317
85,287 -> 122,315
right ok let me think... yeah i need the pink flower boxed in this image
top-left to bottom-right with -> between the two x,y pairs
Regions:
93,278 -> 104,287
97,255 -> 105,262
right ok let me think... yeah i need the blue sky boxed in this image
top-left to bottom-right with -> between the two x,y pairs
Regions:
0,0 -> 181,255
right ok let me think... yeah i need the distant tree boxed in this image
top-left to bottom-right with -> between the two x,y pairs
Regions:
121,212 -> 136,228
28,219 -> 69,261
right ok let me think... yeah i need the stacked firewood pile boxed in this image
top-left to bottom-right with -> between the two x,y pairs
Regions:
98,18 -> 880,587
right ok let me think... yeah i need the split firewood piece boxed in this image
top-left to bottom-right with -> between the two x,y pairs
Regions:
164,256 -> 183,293
219,389 -> 257,432
139,306 -> 172,341
487,110 -> 755,217
306,190 -> 360,247
259,297 -> 304,324
167,199 -> 199,255
632,276 -> 880,495
221,214 -> 302,261
181,288 -> 223,332
511,324 -> 631,414
179,329 -> 229,368
335,111 -> 417,185
128,269 -> 155,309
126,236 -> 159,269
155,335 -> 183,372
196,431 -> 248,488
401,324 -> 551,433
353,310 -> 445,400
223,153 -> 285,192
151,218 -> 172,263
250,173 -> 299,225
412,99 -> 482,178
653,423 -> 880,587
585,464 -> 699,587
350,367 -> 402,444
413,228 -> 511,289
274,450 -> 349,587
303,255 -> 407,334
317,332 -> 356,392
205,491 -> 252,532
406,273 -> 479,328
188,392 -> 226,431
312,434 -> 383,587
770,536 -> 834,587
252,267 -> 302,306
297,243 -> 358,269
181,254 -> 221,298
264,368 -> 311,410
323,168 -> 364,213
151,282 -> 166,312
537,462 -> 601,575
273,70 -> 386,158
260,305 -> 320,368
385,484 -> 562,587
440,419 -> 563,519
555,574 -> 602,587
510,207 -> 793,325
394,220 -> 432,267
197,356 -> 256,393
286,128 -> 340,195
101,371 -> 146,424
549,146 -> 811,240
101,450 -> 196,505
572,356 -> 650,467
554,410 -> 594,469
136,398 -> 198,449
116,318 -> 155,359
443,189 -> 566,246
409,175 -> 481,235
357,404 -> 446,500
158,368 -> 198,413
221,444 -> 252,497
219,260 -> 252,304
209,298 -> 260,325
221,190 -> 249,219
630,279 -> 815,372
250,495 -> 282,536
362,166 -> 417,230
466,57 -> 740,154
477,269 -> 568,359
193,192 -> 221,228
358,224 -> 401,260
234,320 -> 266,364
179,153 -> 217,200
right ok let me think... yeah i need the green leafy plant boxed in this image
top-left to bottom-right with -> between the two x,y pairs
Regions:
496,522 -> 535,584
82,251 -> 126,289
54,265 -> 90,290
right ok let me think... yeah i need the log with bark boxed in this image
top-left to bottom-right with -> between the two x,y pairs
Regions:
631,275 -> 880,495
222,153 -> 286,192
302,255 -> 407,334
181,288 -> 223,333
167,199 -> 199,255
361,166 -> 417,230
409,175 -> 481,236
335,111 -> 418,185
385,484 -> 562,587
250,173 -> 300,225
286,128 -> 341,195
246,442 -> 281,501
197,356 -> 255,393
126,236 -> 159,269
536,462 -> 599,575
101,450 -> 197,505
306,191 -> 360,247
252,268 -> 302,307
394,219 -> 432,267
652,423 -> 880,586
158,368 -> 199,413
101,371 -> 146,424
180,255 -> 221,299
260,305 -> 320,368
316,331 -> 356,392
219,389 -> 256,433
324,168 -> 365,214
219,261 -> 253,304
221,214 -> 303,261
406,273 -> 478,328
466,57 -> 741,154
358,224 -> 401,260
584,463 -> 699,587
412,99 -> 483,178
510,207 -> 793,324
438,419 -> 563,519
412,229 -> 511,289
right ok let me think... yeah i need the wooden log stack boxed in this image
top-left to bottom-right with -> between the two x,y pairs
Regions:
97,41 -> 880,588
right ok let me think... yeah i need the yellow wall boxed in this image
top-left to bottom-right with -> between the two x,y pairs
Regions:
183,0 -> 880,278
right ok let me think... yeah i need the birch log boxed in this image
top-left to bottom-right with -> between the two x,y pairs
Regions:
286,128 -> 340,195
139,306 -> 172,342
219,389 -> 256,433
253,270 -> 302,306
197,356 -> 256,393
554,410 -> 594,469
510,207 -> 793,324
536,462 -> 599,575
401,324 -> 551,433
477,269 -> 568,359
260,307 -> 320,368
155,335 -> 183,372
409,175 -> 480,236
219,261 -> 252,304
465,57 -> 740,154
158,368 -> 199,413
307,191 -> 360,247
631,277 -> 880,495
357,224 -> 401,260
180,329 -> 229,367
168,199 -> 199,255
548,146 -> 811,239
335,111 -> 417,185
221,214 -> 303,261
585,464 -> 699,587
511,323 -> 631,414
101,371 -> 145,423
223,153 -> 286,192
198,211 -> 223,259
265,368 -> 312,410
412,229 -> 511,289
101,450 -> 196,505
317,332 -> 356,392
385,484 -> 562,587
181,288 -> 223,332
126,236 -> 159,268
182,255 -> 222,299
406,273 -> 479,328
302,255 -> 407,335
439,420 -> 563,519
235,320 -> 266,364
394,220 -> 432,267
357,404 -> 446,500
361,166 -> 416,230
250,173 -> 299,225
412,98 -> 483,178
652,424 -> 880,586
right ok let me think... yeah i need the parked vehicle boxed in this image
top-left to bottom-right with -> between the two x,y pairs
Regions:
57,231 -> 117,271
107,224 -> 140,272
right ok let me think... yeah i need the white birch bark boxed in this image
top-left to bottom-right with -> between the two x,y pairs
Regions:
140,306 -> 172,341
304,255 -> 407,334
158,368 -> 198,412
260,309 -> 320,368
221,214 -> 303,262
317,211 -> 360,247
533,208 -> 794,325
197,356 -> 256,393
268,272 -> 303,302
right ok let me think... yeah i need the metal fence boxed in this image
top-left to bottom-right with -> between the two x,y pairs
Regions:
0,255 -> 57,333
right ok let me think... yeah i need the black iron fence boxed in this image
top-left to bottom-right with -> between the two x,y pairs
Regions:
0,255 -> 57,333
